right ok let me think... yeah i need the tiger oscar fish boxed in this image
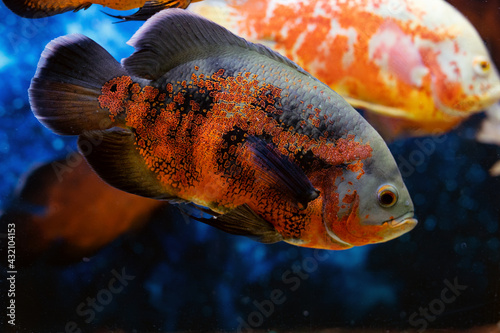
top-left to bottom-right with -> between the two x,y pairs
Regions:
29,9 -> 417,250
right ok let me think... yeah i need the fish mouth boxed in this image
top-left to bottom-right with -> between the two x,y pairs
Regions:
486,85 -> 500,101
474,86 -> 500,111
385,211 -> 418,229
434,85 -> 500,117
375,211 -> 418,242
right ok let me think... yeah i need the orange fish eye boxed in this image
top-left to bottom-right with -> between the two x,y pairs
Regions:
377,184 -> 398,208
473,56 -> 491,76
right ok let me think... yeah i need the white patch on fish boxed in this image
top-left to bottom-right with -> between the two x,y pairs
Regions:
321,19 -> 358,70
369,21 -> 428,87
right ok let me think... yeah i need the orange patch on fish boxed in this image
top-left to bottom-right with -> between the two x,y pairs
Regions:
329,193 -> 386,246
99,76 -> 134,121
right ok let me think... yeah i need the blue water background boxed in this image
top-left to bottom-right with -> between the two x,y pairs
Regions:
0,3 -> 499,332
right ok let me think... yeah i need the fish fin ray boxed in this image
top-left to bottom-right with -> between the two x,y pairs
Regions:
186,203 -> 221,217
194,204 -> 283,243
29,34 -> 126,135
123,9 -> 313,81
78,127 -> 178,200
245,136 -> 319,210
344,97 -> 411,119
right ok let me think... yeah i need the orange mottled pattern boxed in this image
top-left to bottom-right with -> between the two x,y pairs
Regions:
98,66 -> 372,242
227,0 -> 469,134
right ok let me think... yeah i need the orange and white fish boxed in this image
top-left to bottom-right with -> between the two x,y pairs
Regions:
122,0 -> 500,139
29,10 -> 416,250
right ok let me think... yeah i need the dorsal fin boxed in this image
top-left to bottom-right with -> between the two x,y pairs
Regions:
123,8 -> 313,81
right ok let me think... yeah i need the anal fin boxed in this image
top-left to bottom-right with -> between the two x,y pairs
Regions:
78,127 -> 178,201
193,204 -> 283,244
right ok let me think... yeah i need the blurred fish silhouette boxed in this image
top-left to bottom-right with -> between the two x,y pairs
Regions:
112,0 -> 500,140
477,104 -> 500,176
29,10 -> 416,250
0,153 -> 165,265
447,0 -> 500,177
1,0 -> 201,18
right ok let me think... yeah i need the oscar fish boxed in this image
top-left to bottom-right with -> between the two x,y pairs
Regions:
29,9 -> 417,250
0,153 -> 165,265
118,0 -> 500,139
1,0 -> 199,18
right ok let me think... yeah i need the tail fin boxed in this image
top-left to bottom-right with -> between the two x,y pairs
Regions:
29,34 -> 128,135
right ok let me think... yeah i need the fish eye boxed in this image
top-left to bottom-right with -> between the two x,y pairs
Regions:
473,56 -> 491,76
377,184 -> 398,208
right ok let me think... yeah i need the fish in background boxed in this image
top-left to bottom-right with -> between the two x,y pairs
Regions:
29,10 -> 416,250
1,0 -> 200,18
477,104 -> 500,176
112,0 -> 500,140
0,153 -> 165,265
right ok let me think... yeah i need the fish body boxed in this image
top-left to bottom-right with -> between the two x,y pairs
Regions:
29,10 -> 416,250
183,0 -> 500,138
3,0 -> 142,17
1,0 -> 197,18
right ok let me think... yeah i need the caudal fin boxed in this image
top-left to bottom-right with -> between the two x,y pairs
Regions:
29,34 -> 128,135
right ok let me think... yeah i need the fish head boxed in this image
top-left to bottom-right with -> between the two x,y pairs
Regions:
320,139 -> 417,248
421,7 -> 500,117
458,46 -> 500,113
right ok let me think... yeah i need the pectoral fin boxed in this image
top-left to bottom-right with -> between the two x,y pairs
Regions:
246,136 -> 319,210
193,204 -> 283,244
